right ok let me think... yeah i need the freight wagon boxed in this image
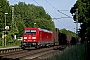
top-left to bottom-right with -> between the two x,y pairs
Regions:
58,32 -> 78,45
21,28 -> 56,49
51,30 -> 59,45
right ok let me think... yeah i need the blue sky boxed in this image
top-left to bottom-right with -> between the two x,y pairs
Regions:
8,0 -> 79,32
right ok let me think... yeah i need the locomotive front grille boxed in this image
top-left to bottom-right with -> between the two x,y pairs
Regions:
22,42 -> 37,47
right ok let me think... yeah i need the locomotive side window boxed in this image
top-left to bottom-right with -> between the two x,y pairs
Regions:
25,30 -> 36,34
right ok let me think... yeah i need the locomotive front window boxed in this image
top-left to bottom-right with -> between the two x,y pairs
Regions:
31,30 -> 36,34
25,30 -> 36,34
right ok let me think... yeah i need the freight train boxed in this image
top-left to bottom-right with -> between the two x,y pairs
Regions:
21,28 -> 78,49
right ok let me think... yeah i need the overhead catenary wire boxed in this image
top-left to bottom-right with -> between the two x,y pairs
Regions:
33,0 -> 41,6
10,0 -> 72,20
32,0 -> 52,16
45,0 -> 75,30
33,0 -> 64,21
45,1 -> 73,25
45,0 -> 73,19
54,19 -> 75,30
33,0 -> 74,30
32,0 -> 65,29
9,0 -> 75,31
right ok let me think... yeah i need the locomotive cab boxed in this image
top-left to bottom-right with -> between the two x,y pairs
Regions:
21,28 -> 54,49
21,28 -> 39,49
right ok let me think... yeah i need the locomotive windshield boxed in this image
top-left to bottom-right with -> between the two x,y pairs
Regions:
24,30 -> 36,34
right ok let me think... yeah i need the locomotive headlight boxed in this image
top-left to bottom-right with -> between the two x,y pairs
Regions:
32,37 -> 36,39
24,37 -> 27,39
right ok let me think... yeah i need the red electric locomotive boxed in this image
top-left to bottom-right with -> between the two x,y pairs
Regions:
21,28 -> 54,49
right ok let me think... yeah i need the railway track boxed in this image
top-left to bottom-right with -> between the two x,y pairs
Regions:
0,46 -> 66,60
0,46 -> 22,54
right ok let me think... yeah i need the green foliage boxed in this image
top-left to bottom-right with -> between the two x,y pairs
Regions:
70,0 -> 90,42
13,2 -> 55,36
59,28 -> 76,37
15,40 -> 21,46
0,0 -> 13,46
34,18 -> 55,30
0,38 -> 2,46
48,43 -> 85,60
0,0 -> 11,34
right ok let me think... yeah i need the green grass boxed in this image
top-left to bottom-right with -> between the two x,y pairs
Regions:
0,46 -> 7,48
0,40 -> 21,48
0,45 -> 17,48
48,42 -> 86,60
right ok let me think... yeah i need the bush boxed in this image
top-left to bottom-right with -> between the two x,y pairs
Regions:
14,40 -> 21,46
48,43 -> 86,60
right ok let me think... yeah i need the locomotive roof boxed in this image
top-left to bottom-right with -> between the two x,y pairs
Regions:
24,28 -> 52,33
38,28 -> 52,33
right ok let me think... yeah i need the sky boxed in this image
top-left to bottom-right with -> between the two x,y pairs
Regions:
7,0 -> 79,32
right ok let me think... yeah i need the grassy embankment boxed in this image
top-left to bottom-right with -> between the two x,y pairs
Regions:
48,42 -> 86,60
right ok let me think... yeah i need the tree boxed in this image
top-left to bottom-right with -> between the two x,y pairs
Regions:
59,28 -> 76,37
70,0 -> 90,42
0,0 -> 11,33
13,2 -> 55,37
